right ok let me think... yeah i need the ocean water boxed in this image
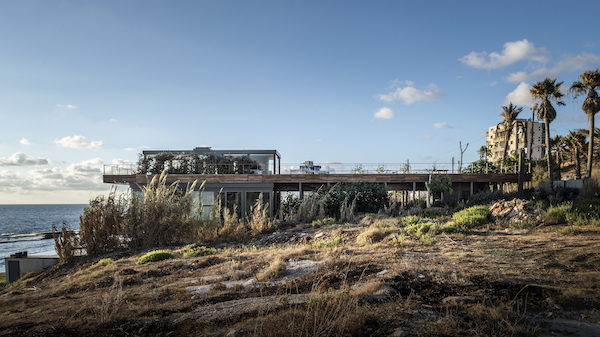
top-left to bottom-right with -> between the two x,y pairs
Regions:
0,204 -> 86,273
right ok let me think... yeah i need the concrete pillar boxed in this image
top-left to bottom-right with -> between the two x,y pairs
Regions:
470,181 -> 474,196
299,182 -> 303,200
412,182 -> 416,206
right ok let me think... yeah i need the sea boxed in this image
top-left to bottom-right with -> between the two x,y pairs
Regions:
0,204 -> 86,273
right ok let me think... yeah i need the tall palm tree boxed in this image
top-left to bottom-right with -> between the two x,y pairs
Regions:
569,69 -> 600,178
499,103 -> 523,159
530,78 -> 566,192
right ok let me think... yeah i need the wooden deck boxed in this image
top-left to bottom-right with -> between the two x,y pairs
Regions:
104,173 -> 529,191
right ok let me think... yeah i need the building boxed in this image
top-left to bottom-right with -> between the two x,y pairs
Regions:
134,147 -> 281,220
104,147 -> 530,221
485,119 -> 545,163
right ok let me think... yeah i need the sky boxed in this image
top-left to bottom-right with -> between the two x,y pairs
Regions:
1,0 -> 600,204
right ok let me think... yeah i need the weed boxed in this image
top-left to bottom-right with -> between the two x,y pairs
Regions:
544,203 -> 571,224
311,217 -> 337,228
255,258 -> 287,282
96,258 -> 114,266
312,235 -> 344,249
558,226 -> 582,235
182,245 -> 217,257
420,233 -> 437,245
401,215 -> 420,226
388,233 -> 406,245
356,228 -> 386,246
136,250 -> 174,265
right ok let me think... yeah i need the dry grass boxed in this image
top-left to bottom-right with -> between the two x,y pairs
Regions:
3,215 -> 600,336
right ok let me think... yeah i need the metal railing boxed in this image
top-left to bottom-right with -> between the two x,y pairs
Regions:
104,161 -> 526,176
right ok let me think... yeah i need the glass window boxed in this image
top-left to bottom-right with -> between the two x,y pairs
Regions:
226,192 -> 241,219
246,192 -> 269,216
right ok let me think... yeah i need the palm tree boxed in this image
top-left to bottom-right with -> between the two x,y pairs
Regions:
569,69 -> 600,178
499,103 -> 523,159
564,131 -> 587,179
550,135 -> 566,180
530,78 -> 566,192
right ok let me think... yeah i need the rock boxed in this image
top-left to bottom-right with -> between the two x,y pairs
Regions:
391,328 -> 408,337
377,269 -> 388,275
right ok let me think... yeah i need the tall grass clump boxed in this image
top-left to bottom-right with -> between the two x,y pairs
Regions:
79,188 -> 127,256
247,193 -> 273,235
52,221 -> 77,262
452,205 -> 493,229
124,172 -> 200,248
67,172 -> 203,258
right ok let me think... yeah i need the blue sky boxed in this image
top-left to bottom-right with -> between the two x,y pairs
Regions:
1,0 -> 599,204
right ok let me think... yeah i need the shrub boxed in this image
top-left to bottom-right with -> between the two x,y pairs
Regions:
356,228 -> 387,246
311,217 -> 337,228
452,205 -> 493,228
255,258 -> 287,282
97,258 -> 114,266
544,203 -> 571,225
312,235 -> 344,249
79,190 -> 126,257
557,226 -> 582,235
52,222 -> 78,262
388,233 -> 406,245
136,250 -> 174,265
420,233 -> 437,245
401,215 -> 420,226
182,244 -> 217,257
467,190 -> 517,206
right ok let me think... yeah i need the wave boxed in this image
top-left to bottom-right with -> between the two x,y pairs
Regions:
0,232 -> 57,244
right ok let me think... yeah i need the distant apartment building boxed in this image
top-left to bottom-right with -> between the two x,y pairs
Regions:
485,119 -> 545,163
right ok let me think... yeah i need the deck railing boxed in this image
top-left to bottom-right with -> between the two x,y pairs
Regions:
104,161 -> 525,175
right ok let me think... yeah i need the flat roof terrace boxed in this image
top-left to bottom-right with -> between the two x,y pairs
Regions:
104,172 -> 529,192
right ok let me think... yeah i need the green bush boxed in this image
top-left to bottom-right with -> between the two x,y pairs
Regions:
544,204 -> 571,224
452,205 -> 493,228
136,250 -> 174,265
312,235 -> 343,249
182,244 -> 217,257
401,215 -> 420,226
311,217 -> 336,228
388,233 -> 406,245
557,226 -> 582,235
97,258 -> 114,266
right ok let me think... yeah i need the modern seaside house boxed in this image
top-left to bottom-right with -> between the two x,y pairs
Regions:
485,119 -> 545,163
104,146 -> 530,220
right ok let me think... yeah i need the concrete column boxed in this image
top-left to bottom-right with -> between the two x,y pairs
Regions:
470,182 -> 474,196
412,182 -> 416,206
299,182 -> 303,200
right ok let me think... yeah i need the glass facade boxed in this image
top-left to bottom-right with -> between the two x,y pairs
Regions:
246,191 -> 270,217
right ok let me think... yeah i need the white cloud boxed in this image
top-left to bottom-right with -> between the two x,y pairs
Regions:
315,139 -> 322,142
374,107 -> 394,119
505,52 -> 600,83
422,135 -> 432,141
139,145 -> 151,149
111,159 -> 132,166
377,82 -> 445,104
432,122 -> 455,129
503,82 -> 534,107
56,104 -> 77,109
110,119 -> 117,122
0,152 -> 50,166
459,39 -> 546,69
81,158 -> 103,166
490,81 -> 498,87
123,147 -> 136,152
20,138 -> 32,145
322,161 -> 342,165
54,135 -> 104,148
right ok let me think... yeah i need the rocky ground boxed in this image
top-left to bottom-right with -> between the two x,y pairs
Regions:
1,206 -> 600,336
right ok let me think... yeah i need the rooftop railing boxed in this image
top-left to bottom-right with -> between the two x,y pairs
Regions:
104,161 -> 524,176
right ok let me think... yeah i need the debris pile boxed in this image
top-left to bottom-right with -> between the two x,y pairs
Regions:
489,199 -> 543,223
